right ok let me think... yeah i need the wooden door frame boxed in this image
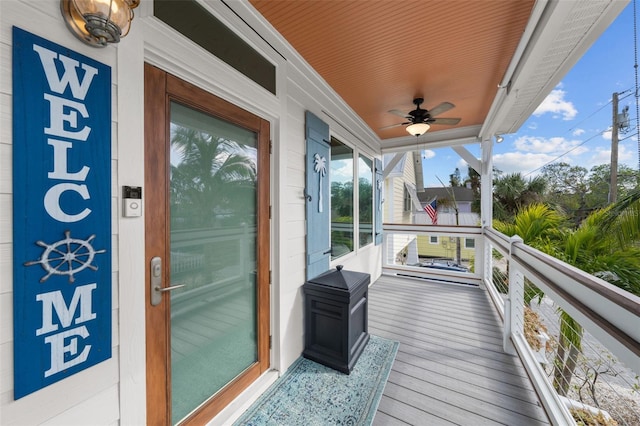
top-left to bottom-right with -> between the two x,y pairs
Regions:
144,63 -> 270,425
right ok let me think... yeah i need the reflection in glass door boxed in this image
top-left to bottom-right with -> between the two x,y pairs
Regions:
169,102 -> 258,423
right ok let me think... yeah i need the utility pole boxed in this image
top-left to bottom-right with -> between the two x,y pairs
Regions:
610,92 -> 619,204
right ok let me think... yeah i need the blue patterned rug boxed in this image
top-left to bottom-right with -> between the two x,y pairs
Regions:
233,335 -> 399,425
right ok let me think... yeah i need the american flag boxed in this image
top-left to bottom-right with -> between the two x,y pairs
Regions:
424,198 -> 438,224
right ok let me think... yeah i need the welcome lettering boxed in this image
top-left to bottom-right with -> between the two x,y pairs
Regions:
13,27 -> 112,399
33,42 -> 99,377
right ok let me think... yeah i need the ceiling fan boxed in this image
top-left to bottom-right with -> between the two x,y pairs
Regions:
383,97 -> 461,136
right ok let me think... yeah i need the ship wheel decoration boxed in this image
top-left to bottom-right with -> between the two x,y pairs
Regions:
24,230 -> 106,283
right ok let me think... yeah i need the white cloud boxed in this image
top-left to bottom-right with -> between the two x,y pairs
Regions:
422,149 -> 436,159
533,89 -> 577,120
457,158 -> 470,170
587,143 -> 635,168
572,128 -> 585,136
493,152 -> 557,175
513,135 -> 588,156
619,143 -> 638,167
331,162 -> 352,183
588,146 -> 611,165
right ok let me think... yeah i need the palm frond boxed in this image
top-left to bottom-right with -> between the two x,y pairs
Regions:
601,189 -> 640,247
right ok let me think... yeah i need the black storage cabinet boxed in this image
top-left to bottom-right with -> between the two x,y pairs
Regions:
303,265 -> 370,374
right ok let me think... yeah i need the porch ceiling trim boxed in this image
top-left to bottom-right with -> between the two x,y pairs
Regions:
480,0 -> 629,141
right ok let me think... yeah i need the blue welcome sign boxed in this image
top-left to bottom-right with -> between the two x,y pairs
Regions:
12,27 -> 112,399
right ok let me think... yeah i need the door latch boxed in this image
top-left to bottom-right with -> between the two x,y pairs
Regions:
150,256 -> 185,306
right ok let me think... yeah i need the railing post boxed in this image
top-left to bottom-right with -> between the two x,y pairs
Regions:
475,231 -> 485,289
382,228 -> 389,268
504,235 -> 524,355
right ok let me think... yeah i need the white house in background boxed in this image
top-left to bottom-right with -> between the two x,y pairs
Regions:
416,187 -> 480,226
382,151 -> 424,265
382,151 -> 423,225
415,187 -> 480,262
383,159 -> 481,264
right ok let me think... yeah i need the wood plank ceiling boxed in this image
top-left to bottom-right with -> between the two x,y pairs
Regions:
250,0 -> 535,141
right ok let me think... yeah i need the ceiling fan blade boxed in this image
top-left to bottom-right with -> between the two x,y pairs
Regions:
379,122 -> 408,130
388,109 -> 409,118
430,117 -> 461,126
428,102 -> 455,117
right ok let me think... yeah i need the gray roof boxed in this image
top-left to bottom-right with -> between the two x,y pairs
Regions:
418,187 -> 475,203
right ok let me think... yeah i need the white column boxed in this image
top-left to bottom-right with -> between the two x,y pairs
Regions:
480,138 -> 493,227
477,138 -> 494,285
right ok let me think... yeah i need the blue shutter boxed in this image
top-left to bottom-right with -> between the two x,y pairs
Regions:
305,111 -> 331,280
374,158 -> 383,245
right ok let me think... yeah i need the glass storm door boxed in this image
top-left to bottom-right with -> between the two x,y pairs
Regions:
145,64 -> 270,425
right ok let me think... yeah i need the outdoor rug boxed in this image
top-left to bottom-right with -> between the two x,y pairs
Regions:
233,335 -> 399,426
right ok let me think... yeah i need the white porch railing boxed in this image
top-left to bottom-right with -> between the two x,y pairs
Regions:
483,227 -> 640,425
382,223 -> 483,286
382,224 -> 640,425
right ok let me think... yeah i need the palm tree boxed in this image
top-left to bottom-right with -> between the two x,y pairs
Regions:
170,126 -> 257,228
494,203 -> 565,304
493,173 -> 547,221
497,202 -> 640,396
549,208 -> 640,394
435,196 -> 461,263
494,203 -> 564,247
436,176 -> 463,263
602,188 -> 640,249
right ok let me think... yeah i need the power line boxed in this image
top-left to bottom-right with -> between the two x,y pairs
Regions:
523,132 -> 604,176
564,89 -> 632,136
522,117 -> 640,177
519,89 -> 635,177
620,130 -> 639,141
566,100 -> 612,134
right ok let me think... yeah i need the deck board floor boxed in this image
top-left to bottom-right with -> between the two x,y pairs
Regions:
370,275 -> 550,426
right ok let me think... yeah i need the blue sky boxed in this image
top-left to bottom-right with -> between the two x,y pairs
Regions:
421,2 -> 639,188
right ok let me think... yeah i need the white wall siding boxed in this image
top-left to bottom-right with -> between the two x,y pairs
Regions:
115,23 -> 147,425
40,385 -> 120,425
1,356 -> 119,424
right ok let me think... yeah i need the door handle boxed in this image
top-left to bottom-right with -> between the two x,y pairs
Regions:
156,284 -> 185,293
150,256 -> 185,306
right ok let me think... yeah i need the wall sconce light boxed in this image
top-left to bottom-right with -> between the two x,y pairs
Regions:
495,135 -> 504,143
61,0 -> 140,47
406,123 -> 431,137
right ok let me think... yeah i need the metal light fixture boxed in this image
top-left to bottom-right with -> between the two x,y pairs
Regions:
406,123 -> 430,137
495,135 -> 504,143
61,0 -> 140,47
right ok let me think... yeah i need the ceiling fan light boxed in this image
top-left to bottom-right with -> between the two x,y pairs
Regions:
406,123 -> 430,136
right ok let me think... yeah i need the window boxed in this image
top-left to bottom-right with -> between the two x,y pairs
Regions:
465,238 -> 475,249
154,0 -> 276,94
330,138 -> 354,259
358,155 -> 373,247
430,236 -> 438,244
403,187 -> 412,212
